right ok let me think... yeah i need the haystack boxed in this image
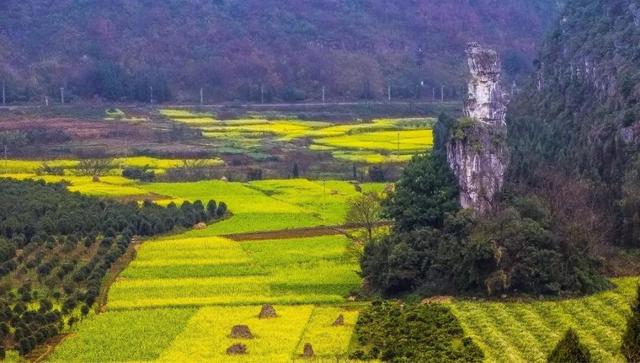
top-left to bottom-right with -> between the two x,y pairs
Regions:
302,343 -> 314,358
332,314 -> 345,326
230,325 -> 253,339
226,343 -> 247,355
258,304 -> 277,319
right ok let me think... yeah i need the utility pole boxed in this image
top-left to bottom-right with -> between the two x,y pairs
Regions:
441,85 -> 444,102
432,87 -> 435,101
60,87 -> 65,105
200,87 -> 204,105
2,82 -> 5,106
45,96 -> 49,106
260,84 -> 264,104
150,86 -> 154,104
322,86 -> 326,104
388,85 -> 391,102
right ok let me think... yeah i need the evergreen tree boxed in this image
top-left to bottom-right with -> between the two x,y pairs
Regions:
622,285 -> 640,362
206,200 -> 217,219
548,329 -> 591,363
383,152 -> 459,232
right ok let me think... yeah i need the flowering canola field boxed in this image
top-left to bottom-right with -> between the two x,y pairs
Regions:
41,175 -> 639,363
160,109 -> 435,164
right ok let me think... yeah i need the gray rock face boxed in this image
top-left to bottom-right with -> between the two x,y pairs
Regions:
464,43 -> 507,126
446,43 -> 509,215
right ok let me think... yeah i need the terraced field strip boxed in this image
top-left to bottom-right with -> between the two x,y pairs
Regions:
139,179 -> 387,235
158,305 -> 314,362
450,277 -> 639,363
0,156 -> 222,175
47,308 -> 197,362
295,306 -> 359,360
108,235 -> 359,309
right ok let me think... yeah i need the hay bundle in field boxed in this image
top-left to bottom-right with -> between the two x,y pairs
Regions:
230,325 -> 253,339
302,343 -> 314,358
258,304 -> 277,319
332,314 -> 345,326
226,343 -> 247,355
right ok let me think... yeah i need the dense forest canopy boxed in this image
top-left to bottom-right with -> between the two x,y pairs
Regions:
0,0 -> 561,103
507,0 -> 640,248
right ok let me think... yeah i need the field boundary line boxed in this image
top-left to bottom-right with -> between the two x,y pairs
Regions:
223,222 -> 391,241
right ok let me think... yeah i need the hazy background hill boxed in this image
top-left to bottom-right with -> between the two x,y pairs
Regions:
0,0 -> 561,103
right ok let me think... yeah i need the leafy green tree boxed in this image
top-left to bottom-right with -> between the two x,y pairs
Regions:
383,152 -> 459,232
622,285 -> 640,362
548,329 -> 591,363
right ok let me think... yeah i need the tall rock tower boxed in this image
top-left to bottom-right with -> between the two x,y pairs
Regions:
446,43 -> 509,214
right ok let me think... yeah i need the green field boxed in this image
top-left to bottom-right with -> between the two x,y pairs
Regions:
25,173 -> 636,362
141,179 -> 386,234
108,235 -> 358,309
50,233 -> 360,361
450,277 -> 638,363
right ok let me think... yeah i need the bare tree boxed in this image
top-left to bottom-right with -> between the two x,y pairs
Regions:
344,192 -> 386,258
76,158 -> 116,177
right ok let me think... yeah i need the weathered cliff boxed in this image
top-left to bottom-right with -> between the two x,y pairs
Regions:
446,43 -> 509,214
507,0 -> 640,246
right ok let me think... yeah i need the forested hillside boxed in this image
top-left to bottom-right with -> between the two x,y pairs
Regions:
507,0 -> 640,252
0,0 -> 561,103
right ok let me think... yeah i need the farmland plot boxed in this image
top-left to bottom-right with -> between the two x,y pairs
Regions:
48,308 -> 197,362
160,109 -> 435,164
108,235 -> 359,309
450,277 -> 639,363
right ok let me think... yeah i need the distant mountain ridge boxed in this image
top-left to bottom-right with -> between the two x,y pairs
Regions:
0,0 -> 561,103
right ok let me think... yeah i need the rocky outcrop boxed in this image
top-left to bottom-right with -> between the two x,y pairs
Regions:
446,43 -> 509,214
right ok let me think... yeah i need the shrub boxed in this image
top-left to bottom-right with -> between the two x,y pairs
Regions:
206,200 -> 217,219
217,202 -> 228,218
122,166 -> 155,182
349,301 -> 483,362
547,329 -> 591,363
76,158 -> 116,177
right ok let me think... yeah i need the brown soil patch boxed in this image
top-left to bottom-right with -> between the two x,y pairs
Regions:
332,314 -> 345,326
0,118 -> 152,141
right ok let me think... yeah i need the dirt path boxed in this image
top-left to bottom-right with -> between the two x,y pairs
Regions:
222,222 -> 391,241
